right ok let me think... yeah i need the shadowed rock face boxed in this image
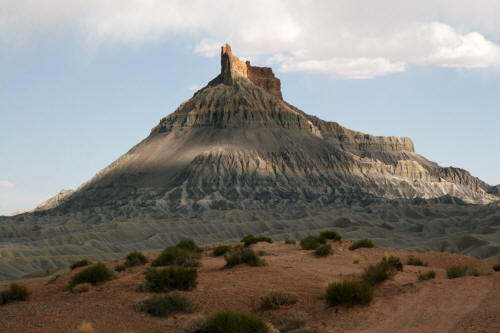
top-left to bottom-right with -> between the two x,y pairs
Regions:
0,44 -> 498,281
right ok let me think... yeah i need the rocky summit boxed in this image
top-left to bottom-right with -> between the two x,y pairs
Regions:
0,44 -> 499,281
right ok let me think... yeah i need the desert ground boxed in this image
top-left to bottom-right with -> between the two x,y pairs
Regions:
1,239 -> 499,333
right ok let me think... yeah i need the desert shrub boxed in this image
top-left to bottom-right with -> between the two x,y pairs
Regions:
241,234 -> 273,247
387,256 -> 403,271
69,263 -> 114,288
319,230 -> 341,241
134,292 -> 193,317
493,264 -> 500,271
349,239 -> 374,250
362,258 -> 396,285
71,283 -> 91,293
152,246 -> 201,267
284,238 -> 296,245
260,291 -> 298,310
125,250 -> 148,266
314,244 -> 332,257
325,281 -> 373,307
70,259 -> 91,270
0,283 -> 30,305
203,311 -> 268,333
77,321 -> 94,333
212,245 -> 231,257
277,311 -> 309,332
177,239 -> 203,253
225,248 -> 266,268
418,270 -> 436,281
406,257 -> 427,266
446,265 -> 478,279
143,267 -> 198,292
114,264 -> 126,272
299,236 -> 325,250
181,315 -> 208,333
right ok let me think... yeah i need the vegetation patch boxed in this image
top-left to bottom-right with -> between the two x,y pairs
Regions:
387,256 -> 403,271
143,267 -> 198,292
212,245 -> 231,257
446,265 -> 478,279
418,270 -> 436,281
241,234 -> 273,247
260,291 -> 298,310
300,235 -> 326,250
277,311 -> 309,332
406,257 -> 427,266
116,250 -> 149,271
152,246 -> 201,267
284,238 -> 296,245
325,281 -> 373,307
493,257 -> 500,272
176,239 -> 203,253
0,283 -> 30,305
314,244 -> 332,257
349,239 -> 374,251
202,311 -> 269,333
70,259 -> 91,270
69,263 -> 114,289
225,248 -> 266,268
134,292 -> 193,317
362,258 -> 396,285
319,230 -> 341,241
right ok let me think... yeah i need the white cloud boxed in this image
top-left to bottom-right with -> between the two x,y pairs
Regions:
1,1 -> 500,78
0,180 -> 14,188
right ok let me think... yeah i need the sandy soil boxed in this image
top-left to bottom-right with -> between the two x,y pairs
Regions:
0,241 -> 499,333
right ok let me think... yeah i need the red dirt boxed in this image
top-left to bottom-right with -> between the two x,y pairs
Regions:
1,241 -> 499,333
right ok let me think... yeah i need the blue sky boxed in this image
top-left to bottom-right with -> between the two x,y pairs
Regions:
1,1 -> 499,215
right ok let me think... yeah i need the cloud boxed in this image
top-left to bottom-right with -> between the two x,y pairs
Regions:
0,180 -> 14,188
1,1 -> 500,78
188,84 -> 204,92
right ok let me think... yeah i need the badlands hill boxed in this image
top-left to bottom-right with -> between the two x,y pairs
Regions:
0,44 -> 499,281
0,240 -> 499,333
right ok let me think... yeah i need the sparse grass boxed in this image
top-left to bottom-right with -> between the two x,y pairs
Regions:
69,263 -> 114,288
314,244 -> 332,257
77,321 -> 94,333
300,236 -> 326,250
387,256 -> 403,271
212,245 -> 231,257
325,281 -> 374,307
277,311 -> 309,332
224,248 -> 266,268
202,311 -> 269,333
143,267 -> 198,292
260,291 -> 298,310
134,292 -> 193,317
362,258 -> 396,285
418,270 -> 436,281
406,257 -> 427,266
446,265 -> 478,279
152,246 -> 201,267
349,239 -> 374,251
0,283 -> 30,305
241,234 -> 273,247
284,238 -> 296,245
319,230 -> 341,241
70,259 -> 91,270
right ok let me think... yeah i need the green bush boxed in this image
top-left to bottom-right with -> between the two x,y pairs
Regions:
224,248 -> 266,268
260,291 -> 298,310
418,270 -> 436,281
299,236 -> 325,250
325,281 -> 373,307
387,256 -> 403,271
125,250 -> 148,266
177,239 -> 203,253
406,257 -> 427,266
493,264 -> 500,272
284,238 -> 296,245
134,292 -> 193,317
152,246 -> 201,267
69,263 -> 114,288
212,245 -> 231,257
241,234 -> 273,247
362,258 -> 396,285
314,244 -> 332,257
349,239 -> 374,250
446,265 -> 478,279
203,311 -> 268,333
70,259 -> 91,270
319,230 -> 341,241
0,283 -> 30,305
143,267 -> 198,292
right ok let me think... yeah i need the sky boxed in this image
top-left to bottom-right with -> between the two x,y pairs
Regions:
1,0 -> 499,215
